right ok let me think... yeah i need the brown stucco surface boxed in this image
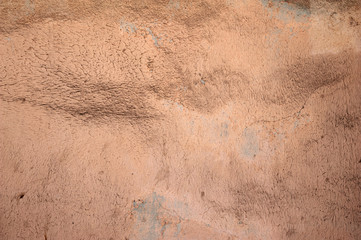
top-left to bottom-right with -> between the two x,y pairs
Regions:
0,0 -> 361,239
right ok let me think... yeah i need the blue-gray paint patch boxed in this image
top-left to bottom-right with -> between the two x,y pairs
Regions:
167,0 -> 180,9
220,122 -> 229,137
293,120 -> 299,129
132,192 -> 185,239
175,102 -> 183,111
241,127 -> 259,158
146,28 -> 161,47
260,0 -> 311,23
118,20 -> 168,47
133,192 -> 165,240
119,19 -> 137,33
24,0 -> 35,15
175,223 -> 181,237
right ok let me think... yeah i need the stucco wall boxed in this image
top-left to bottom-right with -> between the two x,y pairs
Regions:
1,0 -> 360,239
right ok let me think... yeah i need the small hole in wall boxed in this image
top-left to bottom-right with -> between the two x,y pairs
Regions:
201,191 -> 205,198
359,158 -> 361,163
19,193 -> 25,199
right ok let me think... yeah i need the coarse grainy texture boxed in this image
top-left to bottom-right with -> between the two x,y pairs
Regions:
0,0 -> 360,239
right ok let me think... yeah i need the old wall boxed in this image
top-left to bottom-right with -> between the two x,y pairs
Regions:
0,0 -> 360,239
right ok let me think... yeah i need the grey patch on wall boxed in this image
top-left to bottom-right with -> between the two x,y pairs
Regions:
240,127 -> 259,158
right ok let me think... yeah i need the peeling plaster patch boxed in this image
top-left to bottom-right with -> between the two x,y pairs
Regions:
175,223 -> 181,236
190,120 -> 195,134
171,198 -> 189,218
167,0 -> 195,11
265,27 -> 283,56
4,37 -> 15,53
292,115 -> 311,130
260,0 -> 311,23
293,120 -> 299,129
220,122 -> 229,137
167,0 -> 180,10
24,0 -> 35,15
119,20 -> 168,47
240,128 -> 259,158
133,193 -> 165,240
132,193 -> 185,239
146,28 -> 162,47
273,129 -> 285,141
226,0 -> 248,8
119,19 -> 137,33
175,102 -> 183,111
163,100 -> 185,112
355,35 -> 361,52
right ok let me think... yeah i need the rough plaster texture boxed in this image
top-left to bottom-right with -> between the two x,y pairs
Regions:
0,0 -> 360,239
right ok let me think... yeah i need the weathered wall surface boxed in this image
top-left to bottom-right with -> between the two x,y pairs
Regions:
0,0 -> 360,239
